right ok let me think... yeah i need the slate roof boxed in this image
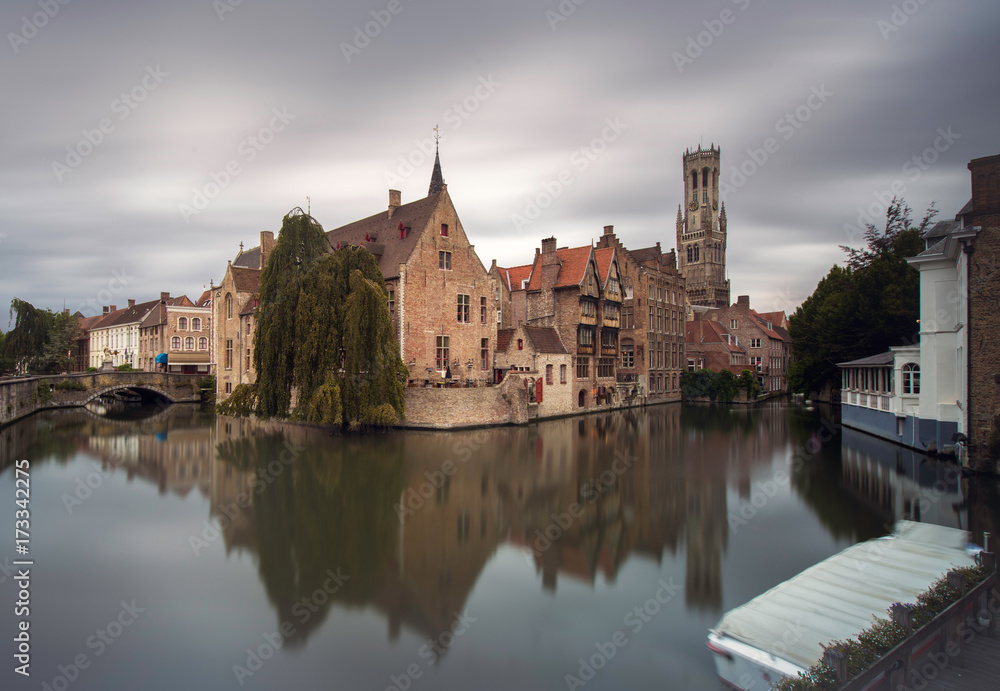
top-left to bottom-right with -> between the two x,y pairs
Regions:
525,245 -> 594,291
629,246 -> 662,264
497,326 -> 569,354
233,246 -> 262,269
231,266 -> 262,293
110,299 -> 159,326
838,351 -> 895,367
924,219 -> 961,241
915,238 -> 947,257
326,192 -> 443,279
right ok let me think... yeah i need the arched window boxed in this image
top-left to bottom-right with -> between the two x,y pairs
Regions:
198,337 -> 208,351
185,337 -> 194,351
171,336 -> 181,350
902,364 -> 920,394
702,167 -> 709,188
178,317 -> 188,330
578,390 -> 586,408
693,245 -> 700,262
691,170 -> 698,190
191,318 -> 201,331
226,293 -> 233,320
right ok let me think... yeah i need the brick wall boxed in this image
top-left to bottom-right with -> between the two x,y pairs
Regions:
401,375 -> 528,428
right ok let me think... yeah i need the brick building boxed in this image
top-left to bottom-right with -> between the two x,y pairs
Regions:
694,296 -> 791,394
512,236 -> 625,409
489,262 -> 532,329
494,324 -> 573,416
677,145 -> 730,310
596,226 -> 686,403
214,153 -> 498,400
138,293 -> 211,374
685,313 -> 748,375
964,152 -> 1000,463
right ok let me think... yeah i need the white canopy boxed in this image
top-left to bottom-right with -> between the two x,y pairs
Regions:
710,521 -> 975,671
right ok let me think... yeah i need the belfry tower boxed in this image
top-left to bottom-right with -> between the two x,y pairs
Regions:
676,144 -> 730,309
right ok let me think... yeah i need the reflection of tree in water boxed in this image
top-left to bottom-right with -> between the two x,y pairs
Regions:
216,432 -> 404,646
785,404 -> 886,542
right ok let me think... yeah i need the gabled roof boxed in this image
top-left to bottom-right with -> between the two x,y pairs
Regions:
838,351 -> 895,367
497,264 -> 533,292
594,246 -> 615,287
525,245 -> 594,292
924,219 -> 961,241
326,192 -> 444,280
240,295 -> 258,316
196,290 -> 212,307
497,326 -> 569,354
755,311 -> 787,330
76,314 -> 103,335
686,319 -> 744,354
231,266 -> 262,293
110,299 -> 159,327
748,311 -> 784,341
233,246 -> 262,269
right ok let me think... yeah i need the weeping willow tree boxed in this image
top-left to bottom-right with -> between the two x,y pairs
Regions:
4,298 -> 75,375
253,209 -> 331,418
250,209 -> 406,427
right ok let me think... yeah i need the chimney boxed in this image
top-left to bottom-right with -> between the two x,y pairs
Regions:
603,225 -> 614,236
388,189 -> 401,218
110,305 -> 117,312
128,299 -> 135,308
160,291 -> 170,302
541,237 -> 557,254
737,295 -> 750,308
260,231 -> 276,269
103,306 -> 109,315
540,237 -> 561,290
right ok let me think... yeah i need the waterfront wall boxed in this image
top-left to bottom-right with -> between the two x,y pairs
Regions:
842,404 -> 959,456
401,374 -> 529,429
0,378 -> 41,427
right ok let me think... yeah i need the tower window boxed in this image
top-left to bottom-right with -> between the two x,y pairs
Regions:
691,171 -> 698,189
441,223 -> 449,237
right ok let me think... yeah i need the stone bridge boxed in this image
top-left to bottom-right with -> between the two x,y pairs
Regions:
0,371 -> 206,427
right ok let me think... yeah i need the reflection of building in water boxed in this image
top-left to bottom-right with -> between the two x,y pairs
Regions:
841,428 -> 964,529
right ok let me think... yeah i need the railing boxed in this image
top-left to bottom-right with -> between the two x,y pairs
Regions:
834,558 -> 998,690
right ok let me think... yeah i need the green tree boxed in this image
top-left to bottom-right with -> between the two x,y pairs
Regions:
4,298 -> 73,374
34,310 -> 79,374
789,199 -> 934,396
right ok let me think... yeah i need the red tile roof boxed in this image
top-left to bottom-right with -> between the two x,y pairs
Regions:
497,328 -> 515,353
231,266 -> 261,293
523,326 -> 568,354
499,264 -> 533,292
594,246 -> 615,286
525,245 -> 594,291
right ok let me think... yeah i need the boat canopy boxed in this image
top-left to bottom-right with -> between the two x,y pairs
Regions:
709,521 -> 975,671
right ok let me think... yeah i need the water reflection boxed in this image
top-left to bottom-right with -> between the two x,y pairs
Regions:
3,401 -> 998,690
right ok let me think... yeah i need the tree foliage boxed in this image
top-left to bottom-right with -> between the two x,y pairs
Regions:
681,368 -> 759,402
250,209 -> 406,428
4,298 -> 78,375
788,199 -> 933,396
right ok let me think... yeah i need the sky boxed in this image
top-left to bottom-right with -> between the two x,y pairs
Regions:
1,0 -> 998,324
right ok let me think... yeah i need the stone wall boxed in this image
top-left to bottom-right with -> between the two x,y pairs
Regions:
0,378 -> 42,427
400,375 -> 528,429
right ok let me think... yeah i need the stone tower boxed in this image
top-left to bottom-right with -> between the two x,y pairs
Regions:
676,144 -> 730,309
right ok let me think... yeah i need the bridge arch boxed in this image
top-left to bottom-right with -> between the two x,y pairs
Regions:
84,385 -> 177,406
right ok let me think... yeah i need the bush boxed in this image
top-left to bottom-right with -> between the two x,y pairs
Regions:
197,375 -> 216,404
115,364 -> 139,372
36,382 -> 53,404
86,367 -> 98,372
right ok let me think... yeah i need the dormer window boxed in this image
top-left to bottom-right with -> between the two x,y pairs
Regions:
441,223 -> 449,237
399,222 -> 409,239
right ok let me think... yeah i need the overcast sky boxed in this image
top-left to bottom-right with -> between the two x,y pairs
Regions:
1,0 -> 998,324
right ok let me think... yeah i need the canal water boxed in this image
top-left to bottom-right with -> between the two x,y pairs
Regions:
1,401 -> 997,690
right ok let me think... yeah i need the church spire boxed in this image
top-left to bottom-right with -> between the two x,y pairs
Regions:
428,124 -> 445,196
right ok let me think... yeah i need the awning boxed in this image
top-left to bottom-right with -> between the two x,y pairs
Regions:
155,353 -> 168,364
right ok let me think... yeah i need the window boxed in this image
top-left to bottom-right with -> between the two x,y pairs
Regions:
604,302 -> 619,321
399,224 -> 409,239
622,305 -> 634,330
225,382 -> 232,394
246,348 -> 251,370
560,364 -> 567,384
178,317 -> 188,330
457,294 -> 470,323
225,339 -> 233,369
192,318 -> 201,331
575,357 -> 589,379
730,319 -> 738,329
751,338 -> 761,348
687,358 -> 695,372
578,327 -> 594,348
199,337 -> 208,350
750,356 -> 762,369
185,337 -> 194,350
902,363 -> 920,394
388,290 -> 395,318
436,336 -> 450,370
496,309 -> 501,324
438,251 -> 451,270
597,357 -> 614,378
621,342 -> 634,368
657,307 -> 663,333
517,339 -> 523,350
546,364 -> 553,385
480,297 -> 487,324
440,223 -> 448,237
600,329 -> 616,352
581,300 -> 596,318
226,294 -> 233,319
171,336 -> 181,350
608,277 -> 619,294
481,338 -> 489,370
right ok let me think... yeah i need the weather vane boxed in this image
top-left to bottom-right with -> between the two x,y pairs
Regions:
306,196 -> 311,214
434,124 -> 441,151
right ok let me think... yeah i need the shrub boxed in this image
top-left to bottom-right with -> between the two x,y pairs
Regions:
217,384 -> 258,417
36,382 -> 53,403
54,380 -> 88,391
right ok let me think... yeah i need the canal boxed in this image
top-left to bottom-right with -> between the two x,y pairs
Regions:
1,401 -> 997,690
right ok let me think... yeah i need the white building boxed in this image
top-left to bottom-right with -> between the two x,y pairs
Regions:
839,211 -> 980,455
88,299 -> 158,369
